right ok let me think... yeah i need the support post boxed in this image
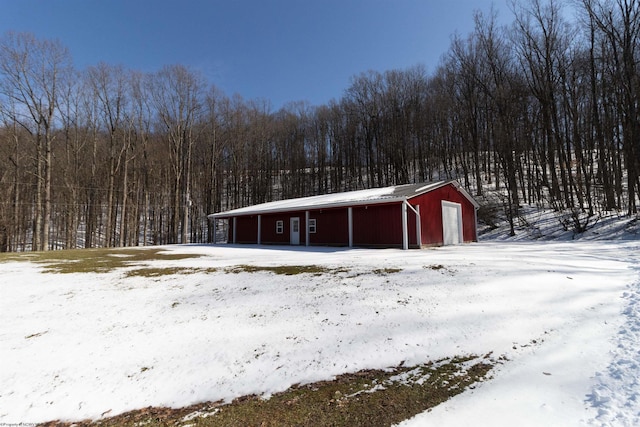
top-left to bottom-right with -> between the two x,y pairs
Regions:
348,207 -> 353,248
404,201 -> 422,249
212,218 -> 217,244
233,217 -> 237,244
415,205 -> 422,247
257,215 -> 261,245
402,201 -> 408,250
305,211 -> 310,246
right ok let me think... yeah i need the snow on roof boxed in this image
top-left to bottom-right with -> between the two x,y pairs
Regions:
209,180 -> 453,218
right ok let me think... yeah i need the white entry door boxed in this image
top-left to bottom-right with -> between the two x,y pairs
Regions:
442,201 -> 463,245
290,217 -> 300,245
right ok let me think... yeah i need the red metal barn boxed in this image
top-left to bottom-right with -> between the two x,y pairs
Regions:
208,180 -> 479,249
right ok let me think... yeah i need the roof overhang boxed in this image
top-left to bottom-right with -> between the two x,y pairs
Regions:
208,179 -> 479,219
208,196 -> 407,219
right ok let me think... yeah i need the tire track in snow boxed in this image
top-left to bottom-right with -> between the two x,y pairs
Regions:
588,252 -> 640,427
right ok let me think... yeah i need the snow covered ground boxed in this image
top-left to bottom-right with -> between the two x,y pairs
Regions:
1,217 -> 639,425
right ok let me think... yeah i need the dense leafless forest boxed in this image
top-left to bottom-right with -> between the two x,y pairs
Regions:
0,0 -> 638,251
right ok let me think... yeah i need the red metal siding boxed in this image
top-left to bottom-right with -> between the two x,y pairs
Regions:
261,214 -> 287,244
353,203 -> 403,247
308,208 -> 349,246
235,216 -> 258,243
409,183 -> 477,245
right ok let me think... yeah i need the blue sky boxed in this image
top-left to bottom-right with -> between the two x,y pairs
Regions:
0,0 -> 513,109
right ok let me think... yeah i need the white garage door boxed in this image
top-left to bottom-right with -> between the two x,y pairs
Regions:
442,201 -> 463,245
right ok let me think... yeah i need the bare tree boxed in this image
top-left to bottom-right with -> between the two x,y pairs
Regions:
86,63 -> 132,247
0,32 -> 72,250
513,0 -> 577,210
581,0 -> 640,214
344,71 -> 386,188
149,65 -> 205,243
0,100 -> 28,251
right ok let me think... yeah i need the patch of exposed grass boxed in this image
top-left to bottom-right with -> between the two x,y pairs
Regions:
225,264 -> 345,276
0,248 -> 202,274
125,267 -> 218,278
424,264 -> 456,275
43,354 -> 495,427
372,267 -> 403,275
1,249 -> 402,278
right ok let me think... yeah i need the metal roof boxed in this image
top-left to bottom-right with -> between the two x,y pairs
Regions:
208,179 -> 478,219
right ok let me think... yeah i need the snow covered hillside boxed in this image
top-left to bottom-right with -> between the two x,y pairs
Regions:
1,214 -> 639,425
